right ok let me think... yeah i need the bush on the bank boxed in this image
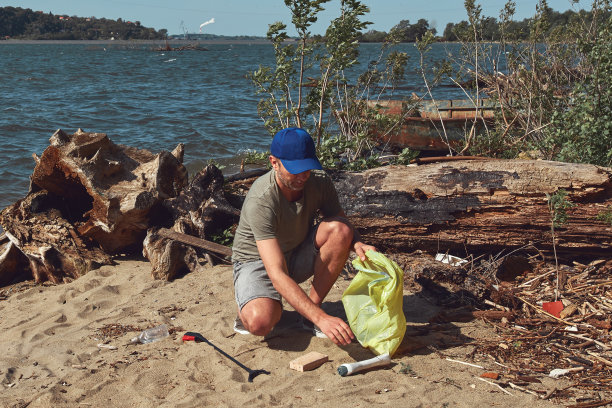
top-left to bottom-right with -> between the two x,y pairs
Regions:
248,0 -> 410,170
445,0 -> 611,167
251,0 -> 611,170
547,15 -> 612,167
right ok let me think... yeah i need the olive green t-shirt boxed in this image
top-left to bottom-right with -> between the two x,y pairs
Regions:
231,169 -> 342,263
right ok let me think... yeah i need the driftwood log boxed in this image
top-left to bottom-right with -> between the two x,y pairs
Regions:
0,190 -> 113,284
0,129 -> 188,284
331,159 -> 612,262
156,228 -> 232,258
0,130 -> 239,285
3,128 -> 611,288
26,129 -> 188,253
141,165 -> 239,279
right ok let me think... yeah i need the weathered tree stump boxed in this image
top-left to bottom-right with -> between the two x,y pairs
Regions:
331,159 -> 612,262
0,129 -> 188,284
142,164 -> 238,279
26,129 -> 188,253
153,164 -> 240,240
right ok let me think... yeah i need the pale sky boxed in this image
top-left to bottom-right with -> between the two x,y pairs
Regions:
6,0 -> 591,36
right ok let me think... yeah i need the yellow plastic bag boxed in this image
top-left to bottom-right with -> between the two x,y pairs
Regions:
342,251 -> 406,356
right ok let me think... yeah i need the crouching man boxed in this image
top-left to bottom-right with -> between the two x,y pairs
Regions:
231,127 -> 376,345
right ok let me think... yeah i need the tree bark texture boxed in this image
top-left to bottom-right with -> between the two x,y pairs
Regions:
331,159 -> 612,262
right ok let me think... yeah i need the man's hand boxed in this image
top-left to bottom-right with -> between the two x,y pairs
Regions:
353,241 -> 377,262
315,315 -> 355,346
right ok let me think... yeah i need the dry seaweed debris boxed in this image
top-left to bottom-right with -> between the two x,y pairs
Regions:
404,252 -> 611,404
94,323 -> 141,340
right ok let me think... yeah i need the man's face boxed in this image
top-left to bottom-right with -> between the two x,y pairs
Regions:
270,156 -> 311,192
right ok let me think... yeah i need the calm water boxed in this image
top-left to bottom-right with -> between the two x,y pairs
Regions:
0,41 -> 465,211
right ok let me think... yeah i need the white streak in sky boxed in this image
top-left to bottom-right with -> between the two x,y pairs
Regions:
199,18 -> 215,32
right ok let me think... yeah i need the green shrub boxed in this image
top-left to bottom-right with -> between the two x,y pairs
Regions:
248,0 -> 410,170
548,15 -> 612,167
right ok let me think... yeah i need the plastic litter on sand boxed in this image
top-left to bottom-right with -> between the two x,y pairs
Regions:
131,324 -> 169,344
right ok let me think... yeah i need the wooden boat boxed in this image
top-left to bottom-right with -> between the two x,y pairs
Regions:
365,98 -> 497,151
153,39 -> 208,51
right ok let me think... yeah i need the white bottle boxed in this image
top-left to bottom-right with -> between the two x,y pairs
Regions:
337,353 -> 391,376
131,324 -> 169,344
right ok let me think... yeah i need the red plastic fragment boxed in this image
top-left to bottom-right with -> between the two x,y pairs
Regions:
182,334 -> 196,342
480,372 -> 500,380
542,300 -> 564,318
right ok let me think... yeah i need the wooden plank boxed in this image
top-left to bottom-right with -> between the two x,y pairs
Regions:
289,352 -> 329,372
157,228 -> 232,258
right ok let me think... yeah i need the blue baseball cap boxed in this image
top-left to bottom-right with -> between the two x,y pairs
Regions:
270,127 -> 323,174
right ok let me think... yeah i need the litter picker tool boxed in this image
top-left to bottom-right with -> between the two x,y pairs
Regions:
182,331 -> 270,382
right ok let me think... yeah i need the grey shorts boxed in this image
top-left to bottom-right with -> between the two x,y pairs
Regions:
233,225 -> 319,311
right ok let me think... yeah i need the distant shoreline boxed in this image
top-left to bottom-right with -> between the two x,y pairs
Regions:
0,38 -> 272,45
0,39 -> 463,46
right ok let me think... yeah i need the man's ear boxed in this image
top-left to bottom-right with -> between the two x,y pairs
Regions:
269,155 -> 279,169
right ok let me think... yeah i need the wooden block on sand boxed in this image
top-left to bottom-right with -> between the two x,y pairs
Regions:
289,352 -> 329,372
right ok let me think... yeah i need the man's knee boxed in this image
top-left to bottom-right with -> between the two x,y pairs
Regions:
240,299 -> 281,336
319,218 -> 353,249
243,315 -> 275,336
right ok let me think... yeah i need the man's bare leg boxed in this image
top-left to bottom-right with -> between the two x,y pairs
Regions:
309,218 -> 353,306
239,218 -> 352,337
238,297 -> 282,336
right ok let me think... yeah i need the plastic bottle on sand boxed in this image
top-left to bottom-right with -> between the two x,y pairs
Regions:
131,324 -> 169,344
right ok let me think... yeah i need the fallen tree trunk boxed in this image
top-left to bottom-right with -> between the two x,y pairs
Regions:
3,129 -> 610,288
331,159 -> 612,262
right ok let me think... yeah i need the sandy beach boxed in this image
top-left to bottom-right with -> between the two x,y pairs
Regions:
0,255 -> 576,408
